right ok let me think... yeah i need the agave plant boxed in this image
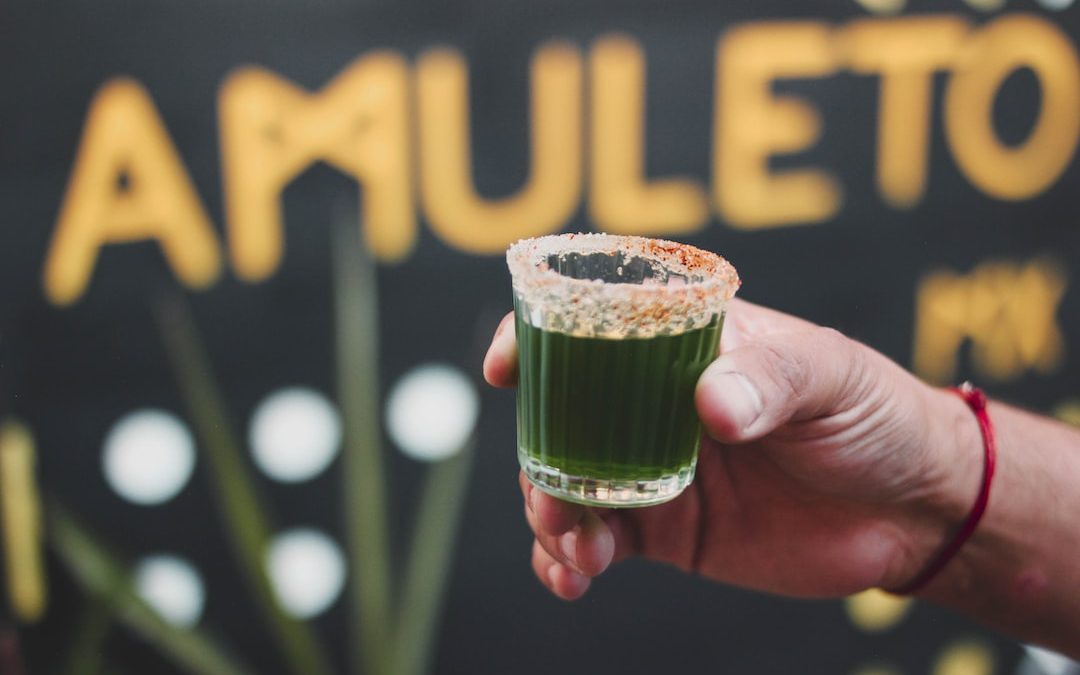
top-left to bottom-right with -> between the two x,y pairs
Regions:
0,215 -> 478,675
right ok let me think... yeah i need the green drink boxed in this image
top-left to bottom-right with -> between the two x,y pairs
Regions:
507,234 -> 739,507
515,317 -> 722,485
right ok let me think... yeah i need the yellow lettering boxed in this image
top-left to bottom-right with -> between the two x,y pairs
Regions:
913,259 -> 1066,384
219,53 -> 413,281
418,44 -> 582,253
588,35 -> 707,236
0,420 -> 46,623
944,14 -> 1080,200
43,79 -> 221,305
842,16 -> 969,208
913,269 -> 968,384
1054,400 -> 1080,427
714,22 -> 842,229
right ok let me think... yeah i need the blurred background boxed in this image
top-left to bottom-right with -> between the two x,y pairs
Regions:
1,0 -> 1079,673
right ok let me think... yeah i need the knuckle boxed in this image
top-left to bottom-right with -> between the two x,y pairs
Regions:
814,326 -> 848,347
815,326 -> 870,400
759,338 -> 811,402
809,326 -> 874,408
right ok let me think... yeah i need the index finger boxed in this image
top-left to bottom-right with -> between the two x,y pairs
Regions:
520,471 -> 585,536
483,312 -> 518,387
719,298 -> 818,351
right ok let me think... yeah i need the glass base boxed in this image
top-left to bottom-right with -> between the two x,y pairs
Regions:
519,448 -> 695,508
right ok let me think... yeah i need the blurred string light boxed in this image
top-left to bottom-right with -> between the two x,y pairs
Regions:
102,410 -> 196,505
249,387 -> 342,483
845,589 -> 913,632
133,555 -> 206,628
851,0 -> 1071,22
845,590 -> 999,675
933,640 -> 995,675
265,528 -> 346,620
851,0 -> 907,15
853,666 -> 903,675
960,0 -> 1006,11
851,0 -> 1040,14
848,0 -> 1080,12
385,364 -> 479,462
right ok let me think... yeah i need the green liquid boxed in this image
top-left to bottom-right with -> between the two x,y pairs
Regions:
515,310 -> 722,498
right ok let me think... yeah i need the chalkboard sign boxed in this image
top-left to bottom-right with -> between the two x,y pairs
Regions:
1,0 -> 1077,673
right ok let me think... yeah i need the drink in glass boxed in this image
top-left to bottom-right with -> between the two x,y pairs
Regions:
507,233 -> 739,507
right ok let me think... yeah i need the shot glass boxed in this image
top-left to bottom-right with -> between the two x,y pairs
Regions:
507,233 -> 739,507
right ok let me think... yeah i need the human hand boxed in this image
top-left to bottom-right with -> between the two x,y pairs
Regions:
484,299 -> 980,600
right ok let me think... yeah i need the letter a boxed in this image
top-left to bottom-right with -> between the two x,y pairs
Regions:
44,78 -> 222,306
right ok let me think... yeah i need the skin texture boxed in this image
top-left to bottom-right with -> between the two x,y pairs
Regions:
484,298 -> 1080,658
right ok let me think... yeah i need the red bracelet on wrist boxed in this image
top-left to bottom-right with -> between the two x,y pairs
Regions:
893,382 -> 997,596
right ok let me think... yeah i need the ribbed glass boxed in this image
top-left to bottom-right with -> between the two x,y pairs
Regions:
507,234 -> 738,507
515,305 -> 721,506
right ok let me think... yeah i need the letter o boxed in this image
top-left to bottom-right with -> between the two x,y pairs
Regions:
945,14 -> 1080,200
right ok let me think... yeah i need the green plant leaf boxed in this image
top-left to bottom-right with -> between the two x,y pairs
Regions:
155,295 -> 334,675
333,218 -> 394,675
48,502 -> 253,675
394,440 -> 475,675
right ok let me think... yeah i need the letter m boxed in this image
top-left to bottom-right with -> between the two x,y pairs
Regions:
219,53 -> 413,281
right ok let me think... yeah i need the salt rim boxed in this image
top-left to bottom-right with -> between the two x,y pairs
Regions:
507,233 -> 740,338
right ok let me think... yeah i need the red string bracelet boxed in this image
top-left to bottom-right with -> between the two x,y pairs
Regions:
893,382 -> 997,595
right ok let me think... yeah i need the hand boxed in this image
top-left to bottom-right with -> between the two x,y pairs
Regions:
484,299 -> 980,600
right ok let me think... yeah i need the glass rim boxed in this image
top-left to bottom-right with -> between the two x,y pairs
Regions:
506,233 -> 740,338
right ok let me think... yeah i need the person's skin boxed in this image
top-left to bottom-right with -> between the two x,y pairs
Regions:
483,298 -> 1080,658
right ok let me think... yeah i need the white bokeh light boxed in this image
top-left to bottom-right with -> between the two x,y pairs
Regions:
385,364 -> 479,462
1036,0 -> 1075,10
959,0 -> 1005,11
1024,646 -> 1078,675
133,555 -> 206,628
851,0 -> 906,15
266,528 -> 346,619
102,410 -> 196,505
249,388 -> 342,483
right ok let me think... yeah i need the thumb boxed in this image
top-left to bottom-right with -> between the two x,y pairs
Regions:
695,326 -> 866,443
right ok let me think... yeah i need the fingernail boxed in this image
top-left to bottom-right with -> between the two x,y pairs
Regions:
559,531 -> 579,570
593,526 -> 615,574
546,564 -> 559,588
700,370 -> 763,433
529,485 -> 540,515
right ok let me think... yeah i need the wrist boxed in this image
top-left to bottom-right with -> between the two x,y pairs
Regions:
916,404 -> 1080,655
882,384 -> 985,592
